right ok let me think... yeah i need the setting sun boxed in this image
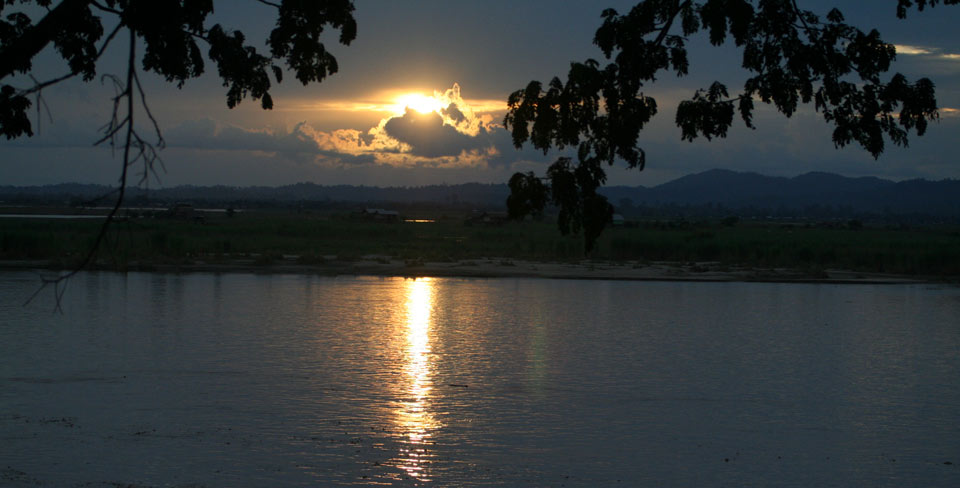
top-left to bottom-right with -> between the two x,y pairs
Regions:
393,93 -> 443,115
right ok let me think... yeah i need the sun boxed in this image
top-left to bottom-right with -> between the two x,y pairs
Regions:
393,93 -> 443,115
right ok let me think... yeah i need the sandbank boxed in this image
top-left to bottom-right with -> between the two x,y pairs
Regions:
1,256 -> 942,284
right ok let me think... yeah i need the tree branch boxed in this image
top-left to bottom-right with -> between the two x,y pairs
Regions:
790,0 -> 832,75
0,0 -> 95,80
89,0 -> 121,15
653,0 -> 692,47
26,29 -> 137,311
15,22 -> 122,98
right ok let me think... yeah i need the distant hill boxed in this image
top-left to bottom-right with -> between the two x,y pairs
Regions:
2,169 -> 958,220
601,169 -> 959,218
0,182 -> 511,208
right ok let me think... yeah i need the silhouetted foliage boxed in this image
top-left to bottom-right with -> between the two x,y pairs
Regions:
504,0 -> 954,252
0,0 -> 357,138
507,171 -> 548,221
1,0 -> 356,304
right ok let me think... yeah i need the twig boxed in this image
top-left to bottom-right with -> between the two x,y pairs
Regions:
28,75 -> 54,134
15,22 -> 122,99
26,30 -> 138,312
89,1 -> 121,15
254,0 -> 281,9
131,69 -> 166,186
653,0 -> 693,47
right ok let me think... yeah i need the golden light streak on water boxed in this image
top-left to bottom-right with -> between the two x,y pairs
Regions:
395,278 -> 439,480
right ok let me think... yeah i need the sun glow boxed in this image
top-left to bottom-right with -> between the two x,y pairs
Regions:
393,93 -> 444,115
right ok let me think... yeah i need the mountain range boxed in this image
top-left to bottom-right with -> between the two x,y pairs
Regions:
600,169 -> 960,217
2,169 -> 958,219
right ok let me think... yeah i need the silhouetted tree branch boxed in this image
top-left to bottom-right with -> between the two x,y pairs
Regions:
3,0 -> 357,307
24,29 -> 139,311
504,0 -> 954,253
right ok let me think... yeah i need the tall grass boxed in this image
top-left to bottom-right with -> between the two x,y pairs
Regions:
2,213 -> 958,276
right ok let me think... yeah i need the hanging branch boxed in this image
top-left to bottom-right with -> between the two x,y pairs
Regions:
3,1 -> 358,309
24,28 -> 156,311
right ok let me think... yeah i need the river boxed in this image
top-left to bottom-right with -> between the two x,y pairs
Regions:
1,271 -> 958,486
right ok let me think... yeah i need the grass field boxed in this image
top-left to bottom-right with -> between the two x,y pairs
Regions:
2,211 -> 959,276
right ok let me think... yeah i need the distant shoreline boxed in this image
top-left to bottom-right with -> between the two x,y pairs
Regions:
1,257 -> 944,285
4,210 -> 958,281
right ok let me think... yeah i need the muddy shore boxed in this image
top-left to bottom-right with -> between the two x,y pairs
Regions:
1,256 -> 943,284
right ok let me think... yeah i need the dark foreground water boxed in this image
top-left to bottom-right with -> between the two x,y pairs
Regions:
1,271 -> 958,487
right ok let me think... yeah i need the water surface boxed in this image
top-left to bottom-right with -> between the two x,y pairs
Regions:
1,272 -> 958,486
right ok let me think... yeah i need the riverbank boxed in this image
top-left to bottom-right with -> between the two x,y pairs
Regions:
3,210 -> 959,281
1,256 -> 941,284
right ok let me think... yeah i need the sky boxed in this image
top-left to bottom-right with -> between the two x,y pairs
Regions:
1,0 -> 958,188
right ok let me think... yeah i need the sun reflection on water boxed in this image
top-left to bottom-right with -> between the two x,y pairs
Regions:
395,277 -> 439,480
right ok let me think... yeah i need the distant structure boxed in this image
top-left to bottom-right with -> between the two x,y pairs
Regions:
465,211 -> 508,226
360,208 -> 400,222
612,214 -> 625,227
165,203 -> 204,222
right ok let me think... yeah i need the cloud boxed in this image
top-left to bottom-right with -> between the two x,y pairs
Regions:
166,119 -> 318,161
894,43 -> 960,63
0,81 -> 532,173
442,103 -> 467,123
160,84 -> 537,170
895,44 -> 934,55
383,109 -> 487,158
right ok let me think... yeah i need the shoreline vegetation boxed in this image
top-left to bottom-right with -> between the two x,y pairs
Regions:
2,208 -> 958,284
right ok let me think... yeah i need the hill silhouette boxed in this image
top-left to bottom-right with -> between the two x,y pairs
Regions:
600,169 -> 959,219
2,169 -> 958,220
